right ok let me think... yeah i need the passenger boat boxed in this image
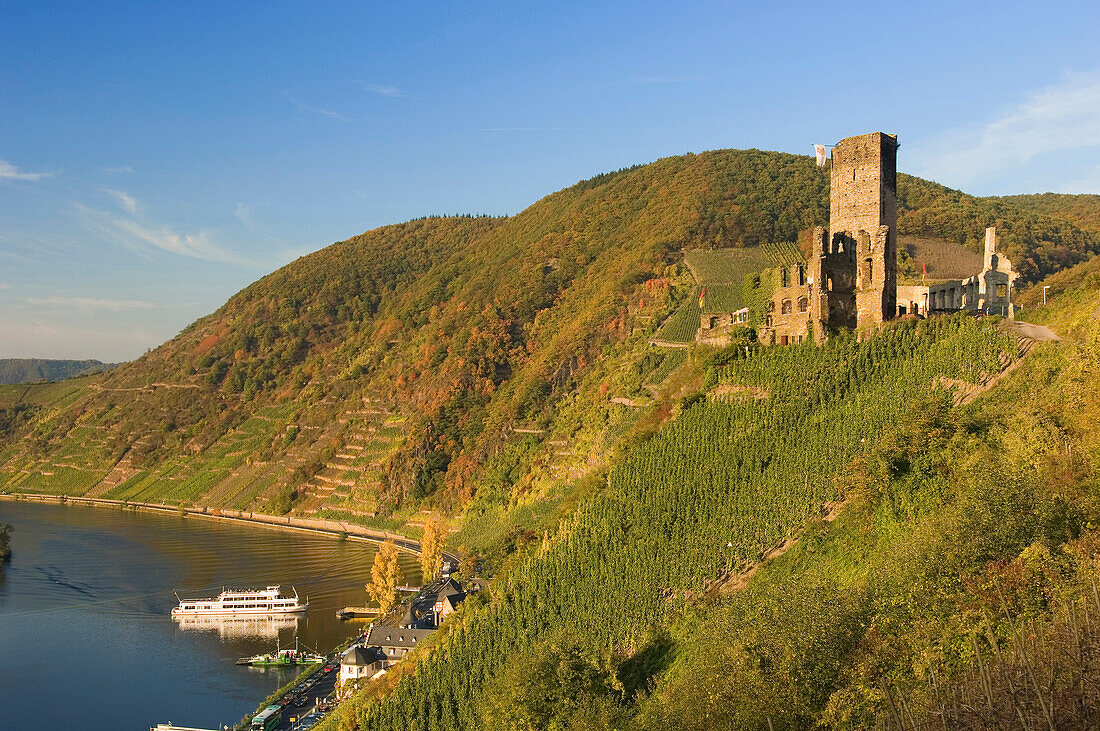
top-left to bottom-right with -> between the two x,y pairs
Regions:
171,585 -> 307,617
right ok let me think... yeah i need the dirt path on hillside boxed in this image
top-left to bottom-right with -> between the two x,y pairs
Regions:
718,498 -> 848,595
717,322 -> 1060,596
1011,321 -> 1060,342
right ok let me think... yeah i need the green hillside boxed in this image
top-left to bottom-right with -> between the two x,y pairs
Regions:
1,148 -> 1096,529
898,176 -> 1098,282
321,275 -> 1099,731
990,192 -> 1100,237
1,147 -> 1099,728
325,285 -> 1100,729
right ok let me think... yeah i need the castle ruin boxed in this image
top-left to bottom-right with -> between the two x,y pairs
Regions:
896,227 -> 1017,318
726,131 -> 1015,347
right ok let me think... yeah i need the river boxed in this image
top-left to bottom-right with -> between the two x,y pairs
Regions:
0,500 -> 421,730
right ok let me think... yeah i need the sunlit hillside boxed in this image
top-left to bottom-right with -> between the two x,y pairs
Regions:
3,146 -> 1099,729
1,150 -> 1096,541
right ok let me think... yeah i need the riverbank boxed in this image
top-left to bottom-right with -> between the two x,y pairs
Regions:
0,492 -> 459,563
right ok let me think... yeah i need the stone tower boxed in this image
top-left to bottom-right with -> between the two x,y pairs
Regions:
828,132 -> 898,330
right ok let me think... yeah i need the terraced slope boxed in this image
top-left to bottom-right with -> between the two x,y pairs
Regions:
1,150 -> 1097,537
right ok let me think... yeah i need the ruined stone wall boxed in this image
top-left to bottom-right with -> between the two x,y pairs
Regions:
977,226 -> 1017,316
764,281 -> 812,345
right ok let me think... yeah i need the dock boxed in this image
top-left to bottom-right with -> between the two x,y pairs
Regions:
336,606 -> 382,620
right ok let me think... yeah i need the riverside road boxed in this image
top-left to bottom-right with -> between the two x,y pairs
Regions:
275,663 -> 339,730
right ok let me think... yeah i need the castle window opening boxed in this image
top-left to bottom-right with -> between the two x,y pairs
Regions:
781,299 -> 792,315
797,264 -> 805,286
781,268 -> 790,287
997,283 -> 1007,299
797,297 -> 808,313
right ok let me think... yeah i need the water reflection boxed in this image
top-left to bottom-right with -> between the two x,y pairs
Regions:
174,612 -> 302,640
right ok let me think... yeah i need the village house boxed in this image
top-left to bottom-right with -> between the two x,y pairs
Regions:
363,624 -> 436,668
428,577 -> 467,623
340,645 -> 387,683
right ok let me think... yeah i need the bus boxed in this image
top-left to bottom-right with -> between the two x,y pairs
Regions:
251,704 -> 282,731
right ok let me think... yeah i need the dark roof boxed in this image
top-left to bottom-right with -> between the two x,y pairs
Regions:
441,592 -> 466,611
437,577 -> 463,598
342,645 -> 384,666
398,606 -> 416,628
365,624 -> 435,649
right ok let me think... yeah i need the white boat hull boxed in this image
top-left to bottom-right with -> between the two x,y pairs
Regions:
171,605 -> 307,617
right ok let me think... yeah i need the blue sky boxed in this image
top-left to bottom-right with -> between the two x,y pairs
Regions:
3,0 -> 1100,361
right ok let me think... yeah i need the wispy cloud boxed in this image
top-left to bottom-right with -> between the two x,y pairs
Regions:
105,188 -> 139,214
0,283 -> 10,291
910,70 -> 1100,190
0,158 -> 55,181
281,89 -> 349,121
101,165 -> 135,175
234,201 -> 258,227
26,296 -> 156,311
76,201 -> 262,268
1057,163 -> 1100,194
352,81 -> 404,97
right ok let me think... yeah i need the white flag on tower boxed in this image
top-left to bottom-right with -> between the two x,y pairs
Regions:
814,144 -> 827,167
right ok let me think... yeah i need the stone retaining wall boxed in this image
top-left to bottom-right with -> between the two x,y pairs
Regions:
0,492 -> 461,564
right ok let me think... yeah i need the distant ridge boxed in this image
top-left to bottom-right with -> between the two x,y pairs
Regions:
0,359 -> 119,385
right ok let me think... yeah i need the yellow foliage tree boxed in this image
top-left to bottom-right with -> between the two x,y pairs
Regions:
367,539 -> 401,614
420,518 -> 447,581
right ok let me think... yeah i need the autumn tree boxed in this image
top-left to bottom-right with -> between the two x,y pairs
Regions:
367,539 -> 401,614
419,517 -> 447,581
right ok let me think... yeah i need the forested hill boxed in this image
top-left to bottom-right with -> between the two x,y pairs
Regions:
987,192 -> 1100,237
2,146 -> 1100,729
0,149 -> 1096,520
0,358 -> 117,385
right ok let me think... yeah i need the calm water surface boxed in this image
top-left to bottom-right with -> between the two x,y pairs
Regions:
0,501 -> 420,730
